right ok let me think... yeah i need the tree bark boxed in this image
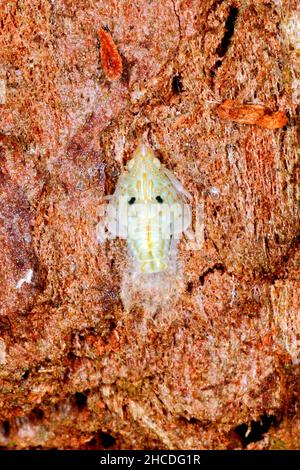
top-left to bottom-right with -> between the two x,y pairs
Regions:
0,0 -> 299,449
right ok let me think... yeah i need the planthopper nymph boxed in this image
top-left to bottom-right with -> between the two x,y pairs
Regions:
97,143 -> 193,312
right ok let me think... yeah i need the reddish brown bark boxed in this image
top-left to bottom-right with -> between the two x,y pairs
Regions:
0,0 -> 299,450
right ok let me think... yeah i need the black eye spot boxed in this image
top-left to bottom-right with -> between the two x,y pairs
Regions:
156,196 -> 164,203
128,197 -> 136,205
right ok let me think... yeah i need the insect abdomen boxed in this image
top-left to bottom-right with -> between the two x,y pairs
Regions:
128,230 -> 170,273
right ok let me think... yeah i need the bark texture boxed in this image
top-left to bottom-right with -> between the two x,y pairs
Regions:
0,0 -> 299,449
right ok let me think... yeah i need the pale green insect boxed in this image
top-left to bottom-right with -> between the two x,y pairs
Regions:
97,143 -> 192,274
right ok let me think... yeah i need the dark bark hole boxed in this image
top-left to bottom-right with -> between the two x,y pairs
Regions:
199,263 -> 225,286
22,369 -> 30,380
216,6 -> 239,57
67,351 -> 77,361
109,319 -> 117,332
75,392 -> 88,410
186,281 -> 193,293
31,408 -> 44,420
2,420 -> 10,437
187,417 -> 199,424
172,74 -> 183,94
210,60 -> 223,77
88,431 -> 116,449
234,415 -> 278,447
213,205 -> 221,218
0,316 -> 11,334
100,432 -> 116,448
